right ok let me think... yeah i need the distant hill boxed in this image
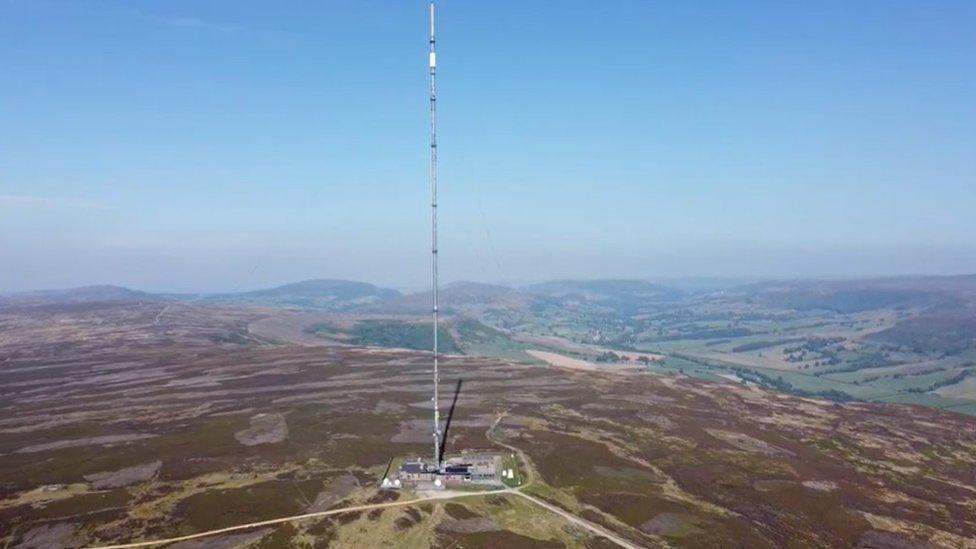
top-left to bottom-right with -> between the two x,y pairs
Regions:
197,279 -> 401,312
527,279 -> 682,300
871,309 -> 976,355
369,281 -> 530,315
737,276 -> 970,313
525,279 -> 684,316
0,285 -> 157,306
6,275 -> 975,318
0,279 -> 401,313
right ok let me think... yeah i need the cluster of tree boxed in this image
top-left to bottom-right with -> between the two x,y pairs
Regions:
784,336 -> 847,364
349,320 -> 459,353
594,350 -> 661,365
784,351 -> 808,363
905,368 -> 973,394
803,336 -> 846,351
647,327 -> 755,343
813,352 -> 894,377
891,366 -> 945,379
732,337 -> 804,353
729,366 -> 856,402
595,351 -> 625,363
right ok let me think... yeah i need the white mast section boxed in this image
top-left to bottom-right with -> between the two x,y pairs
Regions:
428,0 -> 441,469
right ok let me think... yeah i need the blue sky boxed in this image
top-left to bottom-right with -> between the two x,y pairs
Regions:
1,1 -> 974,292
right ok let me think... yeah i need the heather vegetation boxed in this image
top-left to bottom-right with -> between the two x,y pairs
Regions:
7,274 -> 976,414
3,300 -> 975,547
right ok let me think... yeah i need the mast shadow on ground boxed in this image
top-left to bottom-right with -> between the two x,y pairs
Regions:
438,379 -> 462,464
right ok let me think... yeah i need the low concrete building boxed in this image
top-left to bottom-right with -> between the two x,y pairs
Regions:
397,460 -> 437,484
394,452 -> 504,488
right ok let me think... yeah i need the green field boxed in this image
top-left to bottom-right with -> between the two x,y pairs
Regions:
453,319 -> 536,363
307,320 -> 460,353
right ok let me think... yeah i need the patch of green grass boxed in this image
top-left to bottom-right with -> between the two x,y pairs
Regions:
521,483 -> 581,513
305,320 -> 461,353
870,392 -> 976,414
455,319 -> 535,362
211,332 -> 251,345
643,356 -> 727,382
444,502 -> 481,519
944,403 -> 976,415
303,322 -> 343,336
32,488 -> 131,520
500,453 -> 524,488
731,338 -> 805,352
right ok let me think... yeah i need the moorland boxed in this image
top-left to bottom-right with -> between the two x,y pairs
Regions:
2,276 -> 976,547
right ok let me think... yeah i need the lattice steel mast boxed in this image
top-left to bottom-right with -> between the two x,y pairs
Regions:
428,0 -> 441,470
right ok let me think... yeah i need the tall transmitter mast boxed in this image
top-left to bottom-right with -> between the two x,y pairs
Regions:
428,0 -> 442,471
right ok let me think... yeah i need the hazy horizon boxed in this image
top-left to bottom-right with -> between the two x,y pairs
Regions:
7,269 -> 976,296
4,246 -> 976,294
2,1 -> 974,293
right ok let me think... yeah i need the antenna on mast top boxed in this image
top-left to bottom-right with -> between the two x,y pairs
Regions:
428,0 -> 441,471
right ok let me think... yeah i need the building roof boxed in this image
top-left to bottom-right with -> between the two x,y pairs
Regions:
400,462 -> 426,474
